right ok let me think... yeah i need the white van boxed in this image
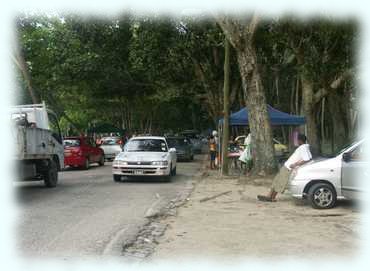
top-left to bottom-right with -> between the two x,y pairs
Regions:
289,140 -> 368,209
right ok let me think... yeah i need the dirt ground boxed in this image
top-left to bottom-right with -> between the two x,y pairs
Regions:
150,169 -> 362,262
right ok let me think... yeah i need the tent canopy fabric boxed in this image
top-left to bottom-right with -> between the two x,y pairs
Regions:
219,105 -> 305,126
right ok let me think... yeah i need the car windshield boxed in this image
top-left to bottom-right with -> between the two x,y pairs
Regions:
101,138 -> 120,145
124,139 -> 168,152
167,138 -> 188,147
336,141 -> 360,156
63,139 -> 80,147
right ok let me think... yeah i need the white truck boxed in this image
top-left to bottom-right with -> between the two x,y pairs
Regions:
11,102 -> 64,187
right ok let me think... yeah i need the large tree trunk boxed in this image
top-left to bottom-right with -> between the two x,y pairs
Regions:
237,48 -> 276,175
217,14 -> 277,175
300,73 -> 320,156
221,38 -> 230,175
327,92 -> 349,152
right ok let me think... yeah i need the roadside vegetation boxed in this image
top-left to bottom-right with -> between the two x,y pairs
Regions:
14,13 -> 357,174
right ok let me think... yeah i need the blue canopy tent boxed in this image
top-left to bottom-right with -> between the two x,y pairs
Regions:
216,105 -> 306,171
219,105 -> 305,126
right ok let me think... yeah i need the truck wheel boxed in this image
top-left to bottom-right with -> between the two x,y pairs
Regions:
99,155 -> 105,166
308,183 -> 337,209
83,158 -> 90,170
44,160 -> 58,188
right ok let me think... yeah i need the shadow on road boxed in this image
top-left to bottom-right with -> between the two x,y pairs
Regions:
62,164 -> 105,172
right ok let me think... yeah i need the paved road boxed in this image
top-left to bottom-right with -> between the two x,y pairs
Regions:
15,156 -> 203,259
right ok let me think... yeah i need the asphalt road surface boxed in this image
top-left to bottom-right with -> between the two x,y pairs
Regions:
15,156 -> 203,259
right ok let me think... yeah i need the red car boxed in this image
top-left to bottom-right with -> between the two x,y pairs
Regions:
63,136 -> 105,169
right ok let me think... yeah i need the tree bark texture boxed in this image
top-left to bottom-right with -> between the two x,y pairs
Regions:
217,15 -> 277,175
327,92 -> 349,151
221,38 -> 230,175
300,73 -> 320,156
237,48 -> 276,174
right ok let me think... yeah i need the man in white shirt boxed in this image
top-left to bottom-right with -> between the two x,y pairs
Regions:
257,134 -> 312,202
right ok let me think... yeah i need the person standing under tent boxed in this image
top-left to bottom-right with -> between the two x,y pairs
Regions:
208,135 -> 217,170
239,132 -> 253,173
212,130 -> 219,167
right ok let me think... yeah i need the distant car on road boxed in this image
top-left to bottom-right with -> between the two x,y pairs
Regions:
99,136 -> 123,161
180,130 -> 203,154
289,140 -> 367,209
166,136 -> 194,161
64,136 -> 105,170
112,136 -> 177,182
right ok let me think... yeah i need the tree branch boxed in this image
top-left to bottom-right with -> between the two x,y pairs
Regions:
12,50 -> 40,104
247,13 -> 260,38
314,69 -> 354,103
215,16 -> 240,49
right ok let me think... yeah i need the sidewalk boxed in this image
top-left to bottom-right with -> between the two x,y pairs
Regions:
150,166 -> 361,261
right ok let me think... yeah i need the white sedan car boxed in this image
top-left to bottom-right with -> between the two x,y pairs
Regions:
99,136 -> 123,161
112,136 -> 177,182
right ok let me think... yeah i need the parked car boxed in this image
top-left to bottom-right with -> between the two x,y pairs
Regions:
99,136 -> 123,161
166,136 -> 194,161
180,130 -> 203,154
112,136 -> 177,182
235,135 -> 289,157
289,140 -> 367,209
63,136 -> 105,169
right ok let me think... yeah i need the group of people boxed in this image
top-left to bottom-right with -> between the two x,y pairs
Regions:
208,130 -> 313,203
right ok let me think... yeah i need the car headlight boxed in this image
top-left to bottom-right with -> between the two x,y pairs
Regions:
113,160 -> 128,166
151,161 -> 168,166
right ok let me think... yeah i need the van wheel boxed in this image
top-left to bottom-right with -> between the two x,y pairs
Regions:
43,160 -> 58,188
308,183 -> 337,209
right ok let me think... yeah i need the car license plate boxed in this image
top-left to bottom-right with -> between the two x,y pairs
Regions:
134,170 -> 143,175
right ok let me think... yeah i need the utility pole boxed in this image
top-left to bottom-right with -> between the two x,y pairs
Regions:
221,37 -> 230,175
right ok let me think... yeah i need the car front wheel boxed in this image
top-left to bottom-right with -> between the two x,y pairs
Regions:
113,174 -> 122,182
171,166 -> 177,176
307,183 -> 337,209
98,155 -> 105,166
83,158 -> 90,170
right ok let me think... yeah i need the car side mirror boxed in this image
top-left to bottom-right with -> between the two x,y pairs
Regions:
342,152 -> 351,163
169,148 -> 176,153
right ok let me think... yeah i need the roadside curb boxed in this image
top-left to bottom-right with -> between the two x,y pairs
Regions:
120,155 -> 208,260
